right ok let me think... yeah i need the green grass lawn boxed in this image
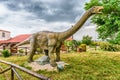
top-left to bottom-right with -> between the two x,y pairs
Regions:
1,51 -> 120,80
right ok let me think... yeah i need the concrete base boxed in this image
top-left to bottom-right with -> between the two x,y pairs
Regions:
28,61 -> 69,71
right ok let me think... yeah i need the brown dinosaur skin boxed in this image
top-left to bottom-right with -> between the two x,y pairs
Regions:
14,6 -> 103,67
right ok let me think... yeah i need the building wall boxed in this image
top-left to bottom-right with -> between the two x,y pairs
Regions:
0,30 -> 11,40
73,25 -> 99,41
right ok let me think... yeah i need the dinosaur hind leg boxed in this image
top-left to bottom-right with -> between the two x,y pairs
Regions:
48,46 -> 57,67
44,49 -> 48,56
55,46 -> 61,62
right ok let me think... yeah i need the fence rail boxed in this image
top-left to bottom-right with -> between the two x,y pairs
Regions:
0,60 -> 51,80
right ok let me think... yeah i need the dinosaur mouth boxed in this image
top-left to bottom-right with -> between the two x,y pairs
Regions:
97,6 -> 104,13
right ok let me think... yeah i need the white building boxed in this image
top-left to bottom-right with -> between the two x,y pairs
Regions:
0,30 -> 11,40
74,25 -> 99,41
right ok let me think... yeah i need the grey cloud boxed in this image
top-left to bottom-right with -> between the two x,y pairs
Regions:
0,0 -> 92,37
32,0 -> 86,22
5,0 -> 32,11
0,0 -> 8,2
2,0 -> 89,22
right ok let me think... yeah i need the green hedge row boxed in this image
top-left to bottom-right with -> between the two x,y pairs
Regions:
99,42 -> 120,51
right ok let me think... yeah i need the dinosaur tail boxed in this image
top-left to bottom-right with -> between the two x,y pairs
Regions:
13,39 -> 30,48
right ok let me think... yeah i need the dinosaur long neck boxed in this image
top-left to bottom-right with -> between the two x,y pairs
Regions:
59,10 -> 93,40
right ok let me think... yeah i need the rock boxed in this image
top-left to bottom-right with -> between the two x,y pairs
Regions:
35,55 -> 50,65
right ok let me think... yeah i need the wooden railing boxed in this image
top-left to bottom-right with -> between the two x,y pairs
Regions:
0,60 -> 51,80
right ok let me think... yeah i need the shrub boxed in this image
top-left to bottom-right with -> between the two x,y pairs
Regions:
36,48 -> 42,53
79,44 -> 87,52
99,42 -> 120,51
91,41 -> 99,46
2,50 -> 11,57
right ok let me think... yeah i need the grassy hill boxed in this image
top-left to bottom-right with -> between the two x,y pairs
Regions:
0,51 -> 120,80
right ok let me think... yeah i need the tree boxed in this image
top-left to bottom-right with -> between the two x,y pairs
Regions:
85,0 -> 120,43
64,40 -> 81,52
82,35 -> 92,45
72,40 -> 81,51
64,40 -> 73,52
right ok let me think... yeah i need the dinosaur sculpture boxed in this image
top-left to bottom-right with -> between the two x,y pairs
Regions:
14,6 -> 103,67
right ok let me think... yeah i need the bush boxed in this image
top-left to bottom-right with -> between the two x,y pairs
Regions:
91,41 -> 99,46
99,42 -> 120,51
2,50 -> 11,57
79,44 -> 87,52
36,48 -> 42,53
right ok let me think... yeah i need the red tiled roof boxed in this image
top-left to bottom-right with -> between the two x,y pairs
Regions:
0,40 -> 8,43
0,34 -> 31,43
7,34 -> 31,43
0,34 -> 73,44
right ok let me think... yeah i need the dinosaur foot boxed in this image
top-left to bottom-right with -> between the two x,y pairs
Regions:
50,62 -> 57,67
55,59 -> 60,62
55,58 -> 60,62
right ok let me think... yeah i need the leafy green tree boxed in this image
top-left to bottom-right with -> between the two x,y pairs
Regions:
72,40 -> 81,51
64,40 -> 73,47
85,0 -> 120,43
82,35 -> 92,45
64,40 -> 73,52
109,32 -> 120,44
64,40 -> 81,52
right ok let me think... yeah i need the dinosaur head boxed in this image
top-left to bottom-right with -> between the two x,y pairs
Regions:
90,6 -> 104,14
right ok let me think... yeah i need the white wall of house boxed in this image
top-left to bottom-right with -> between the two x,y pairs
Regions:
73,25 -> 99,41
0,30 -> 11,40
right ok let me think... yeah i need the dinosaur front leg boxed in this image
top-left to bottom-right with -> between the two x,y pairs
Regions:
48,46 -> 57,67
28,36 -> 36,62
28,48 -> 36,62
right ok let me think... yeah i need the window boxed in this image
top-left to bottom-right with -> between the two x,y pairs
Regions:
2,32 -> 5,37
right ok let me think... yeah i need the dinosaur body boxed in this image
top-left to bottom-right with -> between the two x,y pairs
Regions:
14,6 -> 103,67
15,31 -> 62,67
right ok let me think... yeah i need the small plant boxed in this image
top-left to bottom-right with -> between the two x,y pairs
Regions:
18,49 -> 24,53
18,49 -> 24,56
2,50 -> 11,57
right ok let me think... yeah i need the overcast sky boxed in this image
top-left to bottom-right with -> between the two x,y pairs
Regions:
0,0 -> 93,39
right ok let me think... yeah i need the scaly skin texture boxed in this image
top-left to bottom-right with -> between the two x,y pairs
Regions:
14,6 -> 103,67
